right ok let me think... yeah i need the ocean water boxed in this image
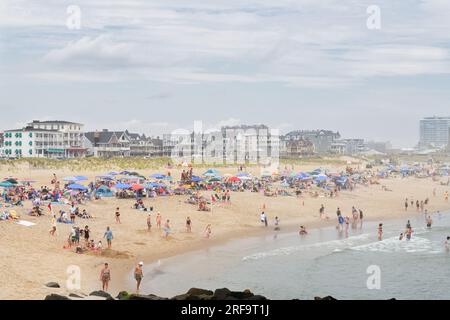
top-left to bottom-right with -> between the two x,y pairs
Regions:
138,212 -> 450,300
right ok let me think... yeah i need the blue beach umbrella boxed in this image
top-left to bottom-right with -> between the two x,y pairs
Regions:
75,175 -> 88,181
150,173 -> 166,179
114,183 -> 131,189
67,184 -> 88,191
63,176 -> 78,181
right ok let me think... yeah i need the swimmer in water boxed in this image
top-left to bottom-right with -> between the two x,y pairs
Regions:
405,227 -> 412,240
299,226 -> 308,235
426,215 -> 432,228
445,236 -> 450,251
399,233 -> 404,240
377,223 -> 383,241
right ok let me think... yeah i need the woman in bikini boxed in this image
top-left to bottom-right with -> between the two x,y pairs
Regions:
100,263 -> 111,292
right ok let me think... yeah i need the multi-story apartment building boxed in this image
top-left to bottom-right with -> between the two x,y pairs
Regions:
419,116 -> 450,149
84,130 -> 131,157
2,120 -> 85,158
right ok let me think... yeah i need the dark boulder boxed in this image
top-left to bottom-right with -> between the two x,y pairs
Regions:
187,288 -> 214,296
89,290 -> 113,299
212,288 -> 232,300
314,296 -> 337,301
128,294 -> 169,300
68,293 -> 84,299
116,291 -> 130,300
45,282 -> 60,288
45,294 -> 70,300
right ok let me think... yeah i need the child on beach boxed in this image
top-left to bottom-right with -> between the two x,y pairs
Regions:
186,216 -> 192,233
205,224 -> 212,238
377,223 -> 383,241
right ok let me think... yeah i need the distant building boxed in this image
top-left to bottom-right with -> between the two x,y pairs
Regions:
331,139 -> 366,155
280,138 -> 315,158
282,130 -> 340,155
2,120 -> 85,158
419,116 -> 450,149
127,131 -> 163,157
84,130 -> 131,157
366,141 -> 392,154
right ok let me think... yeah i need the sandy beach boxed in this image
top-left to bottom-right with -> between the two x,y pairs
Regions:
1,161 -> 450,300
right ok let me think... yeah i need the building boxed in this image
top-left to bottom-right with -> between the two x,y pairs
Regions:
419,116 -> 450,149
330,139 -> 366,155
127,131 -> 163,157
2,120 -> 85,158
282,130 -> 341,154
163,124 -> 279,165
366,141 -> 392,154
280,138 -> 315,158
84,130 -> 131,157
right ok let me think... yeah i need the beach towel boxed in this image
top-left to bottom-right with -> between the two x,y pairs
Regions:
15,220 -> 36,227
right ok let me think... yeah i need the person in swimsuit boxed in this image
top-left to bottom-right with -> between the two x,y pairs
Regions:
299,226 -> 307,235
399,233 -> 404,240
49,214 -> 57,236
274,216 -> 280,231
205,224 -> 212,238
147,213 -> 152,232
377,223 -> 383,241
163,220 -> 171,239
104,227 -> 113,249
84,225 -> 90,245
186,217 -> 192,233
426,215 -> 432,228
405,227 -> 412,240
115,207 -> 121,224
359,209 -> 364,228
156,212 -> 161,228
100,263 -> 111,292
445,236 -> 450,251
134,262 -> 144,292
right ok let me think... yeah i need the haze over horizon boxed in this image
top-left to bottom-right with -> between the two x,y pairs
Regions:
1,1 -> 450,148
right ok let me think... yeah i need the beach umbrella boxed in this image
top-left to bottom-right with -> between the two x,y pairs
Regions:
63,176 -> 78,181
191,176 -> 202,182
0,181 -> 14,188
150,173 -> 166,179
67,184 -> 88,191
107,171 -> 120,176
5,178 -> 18,184
239,176 -> 253,181
131,184 -> 144,191
75,175 -> 88,181
114,183 -> 131,189
229,176 -> 241,182
315,174 -> 328,182
208,177 -> 221,182
203,169 -> 219,176
236,172 -> 250,177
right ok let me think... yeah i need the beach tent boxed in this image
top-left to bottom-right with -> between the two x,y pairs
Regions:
67,184 -> 88,191
114,183 -> 131,189
95,185 -> 114,197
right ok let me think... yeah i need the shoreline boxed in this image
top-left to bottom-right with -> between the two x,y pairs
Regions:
116,201 -> 450,297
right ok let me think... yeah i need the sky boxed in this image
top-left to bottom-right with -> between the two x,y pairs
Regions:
1,0 -> 450,148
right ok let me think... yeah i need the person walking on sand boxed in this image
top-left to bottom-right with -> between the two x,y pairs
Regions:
359,209 -> 364,228
319,204 -> 325,219
100,263 -> 111,292
163,219 -> 171,239
49,214 -> 57,236
377,223 -> 383,241
186,216 -> 192,233
156,212 -> 162,228
104,227 -> 113,249
445,191 -> 449,202
404,199 -> 408,211
205,224 -> 212,238
115,207 -> 121,224
146,213 -> 152,232
134,262 -> 144,293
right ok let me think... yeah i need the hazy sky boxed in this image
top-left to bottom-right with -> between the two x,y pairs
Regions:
1,0 -> 450,148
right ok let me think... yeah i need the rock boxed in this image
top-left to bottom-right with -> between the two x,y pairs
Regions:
314,296 -> 337,300
229,290 -> 254,299
68,293 -> 84,299
245,295 -> 268,300
45,294 -> 70,300
172,293 -> 201,300
128,294 -> 169,300
45,282 -> 60,288
116,291 -> 130,300
186,288 -> 214,296
89,290 -> 113,299
212,288 -> 232,300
